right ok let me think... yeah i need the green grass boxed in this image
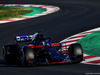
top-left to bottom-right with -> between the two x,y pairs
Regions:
0,6 -> 33,20
77,31 -> 100,56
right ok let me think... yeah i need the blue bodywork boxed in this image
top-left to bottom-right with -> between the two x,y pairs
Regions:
16,36 -> 68,62
45,46 -> 62,62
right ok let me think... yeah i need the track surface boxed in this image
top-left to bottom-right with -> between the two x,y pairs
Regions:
0,0 -> 100,75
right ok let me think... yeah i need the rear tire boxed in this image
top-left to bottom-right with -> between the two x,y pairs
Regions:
20,47 -> 35,66
3,45 -> 20,64
68,43 -> 83,63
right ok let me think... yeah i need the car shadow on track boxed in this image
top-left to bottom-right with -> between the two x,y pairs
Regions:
0,59 -> 80,67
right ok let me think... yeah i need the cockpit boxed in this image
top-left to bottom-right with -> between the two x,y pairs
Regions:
32,37 -> 51,45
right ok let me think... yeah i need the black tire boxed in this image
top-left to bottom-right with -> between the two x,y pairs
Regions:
68,43 -> 83,63
3,45 -> 20,63
20,47 -> 35,66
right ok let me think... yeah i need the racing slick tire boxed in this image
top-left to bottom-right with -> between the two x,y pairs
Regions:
3,45 -> 20,63
68,43 -> 83,63
20,47 -> 35,66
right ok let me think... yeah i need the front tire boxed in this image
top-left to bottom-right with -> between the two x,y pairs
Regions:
68,43 -> 83,63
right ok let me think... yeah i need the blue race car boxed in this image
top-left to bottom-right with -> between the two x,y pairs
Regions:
3,33 -> 83,66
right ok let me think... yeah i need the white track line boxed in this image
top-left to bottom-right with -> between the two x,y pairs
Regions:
82,57 -> 100,63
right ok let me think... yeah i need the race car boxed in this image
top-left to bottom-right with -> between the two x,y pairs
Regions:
3,33 -> 83,66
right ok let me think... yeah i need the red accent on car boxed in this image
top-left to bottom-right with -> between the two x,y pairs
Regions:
27,59 -> 30,61
47,45 -> 54,47
67,54 -> 69,56
51,61 -> 67,64
52,43 -> 60,46
27,45 -> 43,48
27,45 -> 35,48
35,46 -> 43,48
27,59 -> 32,63
62,50 -> 67,53
62,50 -> 69,56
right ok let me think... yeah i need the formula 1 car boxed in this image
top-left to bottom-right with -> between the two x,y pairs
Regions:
3,33 -> 83,66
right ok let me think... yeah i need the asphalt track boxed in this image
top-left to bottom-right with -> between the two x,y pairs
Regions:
0,0 -> 100,75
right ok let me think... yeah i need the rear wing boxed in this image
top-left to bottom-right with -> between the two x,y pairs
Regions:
15,33 -> 43,42
16,35 -> 33,42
